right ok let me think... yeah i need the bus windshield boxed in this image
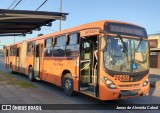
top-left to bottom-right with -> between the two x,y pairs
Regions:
104,36 -> 149,73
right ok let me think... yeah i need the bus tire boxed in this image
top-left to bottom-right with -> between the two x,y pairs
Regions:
63,73 -> 74,96
28,67 -> 34,82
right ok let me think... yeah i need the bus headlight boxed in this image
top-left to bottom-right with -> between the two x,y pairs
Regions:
143,78 -> 149,86
101,76 -> 117,89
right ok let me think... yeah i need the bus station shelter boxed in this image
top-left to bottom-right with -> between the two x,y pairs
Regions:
0,9 -> 68,36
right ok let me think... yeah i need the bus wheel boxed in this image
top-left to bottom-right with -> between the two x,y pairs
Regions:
63,74 -> 74,96
28,67 -> 34,81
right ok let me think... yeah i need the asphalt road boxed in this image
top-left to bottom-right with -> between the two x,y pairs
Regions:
0,56 -> 160,113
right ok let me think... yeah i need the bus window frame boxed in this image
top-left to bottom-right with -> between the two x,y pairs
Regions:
10,45 -> 17,56
66,33 -> 80,57
55,35 -> 67,46
44,37 -> 53,48
67,33 -> 80,45
44,37 -> 53,57
52,35 -> 67,57
27,41 -> 35,56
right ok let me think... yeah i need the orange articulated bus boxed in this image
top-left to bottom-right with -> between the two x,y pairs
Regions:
5,20 -> 150,100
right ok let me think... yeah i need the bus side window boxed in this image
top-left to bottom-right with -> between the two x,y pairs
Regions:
27,42 -> 35,56
53,35 -> 66,57
66,33 -> 79,57
44,38 -> 53,57
10,46 -> 16,56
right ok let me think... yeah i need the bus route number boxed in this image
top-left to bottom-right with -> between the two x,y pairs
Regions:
114,75 -> 130,82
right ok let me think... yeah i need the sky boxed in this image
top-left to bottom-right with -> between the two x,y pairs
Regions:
0,0 -> 160,47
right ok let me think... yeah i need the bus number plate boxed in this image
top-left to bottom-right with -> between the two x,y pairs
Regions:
114,75 -> 130,82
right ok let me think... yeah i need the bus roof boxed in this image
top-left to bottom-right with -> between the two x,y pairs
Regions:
6,40 -> 26,47
6,20 -> 146,46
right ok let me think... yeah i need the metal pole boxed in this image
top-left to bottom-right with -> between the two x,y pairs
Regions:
59,0 -> 62,31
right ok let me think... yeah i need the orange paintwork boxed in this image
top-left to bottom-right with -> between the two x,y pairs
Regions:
4,20 -> 150,100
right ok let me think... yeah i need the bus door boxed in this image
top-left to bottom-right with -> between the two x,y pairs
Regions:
34,44 -> 40,78
16,47 -> 20,71
80,35 -> 98,96
39,44 -> 44,79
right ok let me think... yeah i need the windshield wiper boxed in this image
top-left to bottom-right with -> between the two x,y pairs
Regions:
117,35 -> 128,55
135,38 -> 142,52
117,35 -> 132,73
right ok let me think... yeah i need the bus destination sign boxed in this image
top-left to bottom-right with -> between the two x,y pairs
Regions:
105,23 -> 147,38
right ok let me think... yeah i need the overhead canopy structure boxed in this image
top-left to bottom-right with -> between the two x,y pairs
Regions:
0,9 -> 68,36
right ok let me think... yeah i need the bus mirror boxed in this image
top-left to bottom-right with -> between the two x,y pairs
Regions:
99,30 -> 107,51
101,36 -> 107,51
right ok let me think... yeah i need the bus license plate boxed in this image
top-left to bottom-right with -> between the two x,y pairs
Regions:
114,75 -> 130,82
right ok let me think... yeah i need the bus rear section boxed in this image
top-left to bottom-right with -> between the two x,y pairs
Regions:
8,45 -> 18,73
6,41 -> 27,74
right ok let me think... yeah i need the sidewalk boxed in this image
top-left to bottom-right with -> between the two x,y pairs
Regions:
150,68 -> 160,77
149,68 -> 160,88
0,70 -> 70,105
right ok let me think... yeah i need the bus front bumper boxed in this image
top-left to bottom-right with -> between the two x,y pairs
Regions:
99,82 -> 150,100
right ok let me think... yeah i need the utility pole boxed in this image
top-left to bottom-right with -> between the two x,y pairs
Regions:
59,0 -> 62,31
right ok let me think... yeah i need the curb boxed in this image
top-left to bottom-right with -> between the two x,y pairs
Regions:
150,77 -> 160,89
150,74 -> 160,79
149,74 -> 160,88
150,81 -> 160,89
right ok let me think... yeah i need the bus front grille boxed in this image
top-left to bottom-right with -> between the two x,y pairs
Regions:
129,76 -> 144,82
120,89 -> 140,97
118,84 -> 140,88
